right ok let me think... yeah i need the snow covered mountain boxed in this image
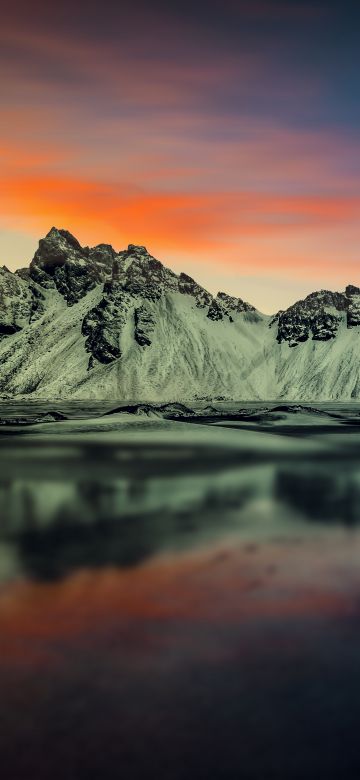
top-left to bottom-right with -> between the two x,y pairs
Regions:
0,227 -> 360,400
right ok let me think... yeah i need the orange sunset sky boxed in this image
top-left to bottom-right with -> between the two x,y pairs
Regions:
1,0 -> 360,312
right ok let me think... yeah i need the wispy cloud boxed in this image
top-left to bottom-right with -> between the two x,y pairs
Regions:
0,0 -> 359,310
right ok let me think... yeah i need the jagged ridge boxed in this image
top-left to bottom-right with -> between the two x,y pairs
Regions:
0,227 -> 360,400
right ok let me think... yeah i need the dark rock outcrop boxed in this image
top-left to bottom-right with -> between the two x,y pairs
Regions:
216,291 -> 256,315
276,290 -> 348,346
178,272 -> 212,308
82,290 -> 128,364
134,304 -> 156,347
0,265 -> 45,339
210,291 -> 260,323
29,227 -> 114,304
207,300 -> 224,321
82,245 -> 176,364
112,245 -> 178,300
346,285 -> 360,327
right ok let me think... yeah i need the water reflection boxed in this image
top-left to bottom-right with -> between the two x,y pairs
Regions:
2,407 -> 360,779
1,440 -> 360,579
0,458 -> 256,579
276,467 -> 360,526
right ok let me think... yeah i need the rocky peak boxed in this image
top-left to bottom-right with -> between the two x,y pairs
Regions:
127,244 -> 148,254
111,244 -> 178,300
48,226 -> 83,251
82,244 -> 178,365
82,249 -> 216,367
300,289 -> 346,311
206,291 -> 260,323
216,291 -> 255,313
345,284 -> 360,327
88,243 -> 117,267
178,272 -> 212,308
212,291 -> 259,322
275,288 -> 355,346
29,228 -> 113,305
345,285 -> 360,297
81,244 -> 265,366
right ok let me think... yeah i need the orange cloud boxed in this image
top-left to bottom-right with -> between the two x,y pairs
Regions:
2,171 -> 359,262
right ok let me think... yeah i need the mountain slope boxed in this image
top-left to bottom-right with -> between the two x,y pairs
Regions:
0,228 -> 359,400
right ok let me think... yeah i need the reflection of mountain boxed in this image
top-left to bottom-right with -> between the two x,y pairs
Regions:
2,427 -> 360,580
0,472 -> 254,580
276,467 -> 360,526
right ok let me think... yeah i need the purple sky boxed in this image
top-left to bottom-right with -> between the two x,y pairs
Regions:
1,0 -> 360,311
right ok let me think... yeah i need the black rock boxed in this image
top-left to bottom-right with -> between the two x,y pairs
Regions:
29,227 -> 113,305
276,290 -> 347,346
207,300 -> 223,321
134,304 -> 156,347
216,291 -> 256,316
178,272 -> 212,308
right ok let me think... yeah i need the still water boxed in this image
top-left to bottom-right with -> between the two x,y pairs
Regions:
1,402 -> 360,779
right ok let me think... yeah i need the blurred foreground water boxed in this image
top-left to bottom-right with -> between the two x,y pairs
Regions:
1,401 -> 360,779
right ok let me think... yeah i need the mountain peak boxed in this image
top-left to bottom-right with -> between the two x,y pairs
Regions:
346,284 -> 360,297
1,226 -> 360,400
275,285 -> 360,346
30,227 -> 112,304
127,244 -> 149,254
45,227 -> 83,252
